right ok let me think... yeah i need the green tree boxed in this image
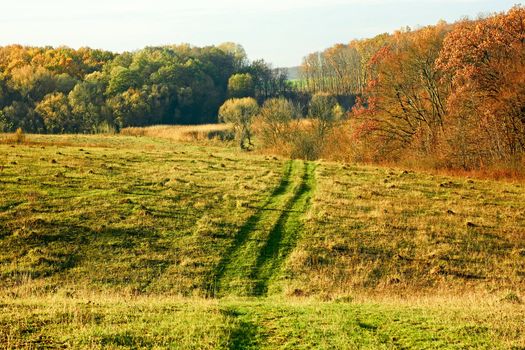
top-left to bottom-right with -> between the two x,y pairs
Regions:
217,42 -> 248,70
106,66 -> 141,95
55,73 -> 78,94
219,97 -> 259,150
35,92 -> 78,133
227,73 -> 254,98
68,72 -> 113,133
2,101 -> 43,132
108,88 -> 151,128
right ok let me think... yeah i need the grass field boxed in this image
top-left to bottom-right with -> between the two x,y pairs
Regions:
0,128 -> 524,348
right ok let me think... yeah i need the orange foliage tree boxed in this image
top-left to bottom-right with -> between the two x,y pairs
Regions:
437,6 -> 525,167
353,23 -> 450,159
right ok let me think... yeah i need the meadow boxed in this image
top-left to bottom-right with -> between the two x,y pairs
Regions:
0,128 -> 524,349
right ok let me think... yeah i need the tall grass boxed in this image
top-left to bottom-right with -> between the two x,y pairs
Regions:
0,128 -> 27,144
120,124 -> 234,142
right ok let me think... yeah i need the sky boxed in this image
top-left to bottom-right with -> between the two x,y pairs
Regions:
0,0 -> 519,67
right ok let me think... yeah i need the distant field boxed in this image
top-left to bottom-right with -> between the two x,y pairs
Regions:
120,124 -> 234,142
0,130 -> 524,348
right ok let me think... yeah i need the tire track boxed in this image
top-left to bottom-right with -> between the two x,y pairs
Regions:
206,160 -> 296,297
208,160 -> 316,297
250,161 -> 316,296
220,307 -> 260,349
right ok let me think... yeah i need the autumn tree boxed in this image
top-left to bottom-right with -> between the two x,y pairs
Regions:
437,6 -> 525,166
35,92 -> 78,133
8,65 -> 56,101
300,33 -> 390,97
353,23 -> 450,158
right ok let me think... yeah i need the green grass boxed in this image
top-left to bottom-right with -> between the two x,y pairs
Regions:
0,131 -> 524,348
0,135 -> 284,296
211,160 -> 316,297
2,295 -> 524,349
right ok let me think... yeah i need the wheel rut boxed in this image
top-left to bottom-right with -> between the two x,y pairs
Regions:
250,161 -> 316,296
208,160 -> 316,297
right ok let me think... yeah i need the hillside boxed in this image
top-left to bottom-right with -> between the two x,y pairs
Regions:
1,130 -> 524,348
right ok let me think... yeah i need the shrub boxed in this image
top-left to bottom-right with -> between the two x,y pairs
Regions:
289,128 -> 321,160
14,128 -> 25,143
252,95 -> 347,161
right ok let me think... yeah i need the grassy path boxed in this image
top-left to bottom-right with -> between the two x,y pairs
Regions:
250,161 -> 316,296
209,160 -> 315,297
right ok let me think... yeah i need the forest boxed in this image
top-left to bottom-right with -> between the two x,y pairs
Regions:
294,6 -> 525,171
0,43 -> 290,133
1,6 -> 524,171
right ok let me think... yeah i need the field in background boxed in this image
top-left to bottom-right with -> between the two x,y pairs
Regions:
120,124 -> 234,142
0,133 -> 524,348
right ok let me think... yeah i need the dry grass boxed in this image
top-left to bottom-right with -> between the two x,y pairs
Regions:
270,119 -> 525,181
0,128 -> 27,144
284,162 -> 525,299
120,124 -> 234,142
361,158 -> 525,183
417,163 -> 525,182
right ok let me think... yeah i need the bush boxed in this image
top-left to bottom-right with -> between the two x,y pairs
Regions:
252,95 -> 347,161
289,128 -> 321,160
93,121 -> 117,135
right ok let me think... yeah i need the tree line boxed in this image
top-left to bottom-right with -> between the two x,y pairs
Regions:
0,43 -> 292,133
2,6 -> 523,171
297,6 -> 525,170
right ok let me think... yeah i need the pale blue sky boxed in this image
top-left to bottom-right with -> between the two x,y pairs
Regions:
0,0 -> 518,67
